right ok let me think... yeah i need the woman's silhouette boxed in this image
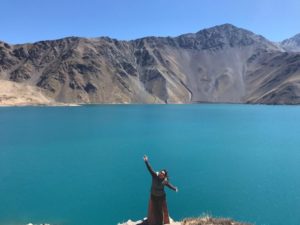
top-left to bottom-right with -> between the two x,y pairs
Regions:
143,155 -> 178,225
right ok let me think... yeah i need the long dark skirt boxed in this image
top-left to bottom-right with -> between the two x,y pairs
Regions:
147,194 -> 170,225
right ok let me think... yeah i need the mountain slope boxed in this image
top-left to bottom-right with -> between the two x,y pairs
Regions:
0,80 -> 55,106
281,34 -> 300,52
1,24 -> 300,104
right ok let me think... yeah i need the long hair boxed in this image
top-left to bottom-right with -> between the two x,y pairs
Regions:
161,169 -> 169,180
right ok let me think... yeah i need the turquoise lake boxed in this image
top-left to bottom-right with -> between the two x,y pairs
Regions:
0,104 -> 299,225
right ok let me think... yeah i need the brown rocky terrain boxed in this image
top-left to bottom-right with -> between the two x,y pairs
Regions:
1,24 -> 300,105
0,80 -> 54,106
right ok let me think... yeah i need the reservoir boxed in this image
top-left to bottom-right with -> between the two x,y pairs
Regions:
0,104 -> 299,225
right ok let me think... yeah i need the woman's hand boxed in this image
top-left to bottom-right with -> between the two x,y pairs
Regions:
175,187 -> 179,192
143,155 -> 148,162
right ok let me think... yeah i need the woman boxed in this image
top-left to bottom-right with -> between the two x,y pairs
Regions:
143,155 -> 178,225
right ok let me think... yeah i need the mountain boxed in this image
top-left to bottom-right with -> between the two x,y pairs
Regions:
281,33 -> 300,52
1,24 -> 300,105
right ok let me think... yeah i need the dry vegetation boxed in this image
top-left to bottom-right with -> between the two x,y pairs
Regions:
182,216 -> 251,225
119,216 -> 252,225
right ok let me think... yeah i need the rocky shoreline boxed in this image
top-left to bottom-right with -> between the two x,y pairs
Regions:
118,216 -> 251,225
24,216 -> 251,225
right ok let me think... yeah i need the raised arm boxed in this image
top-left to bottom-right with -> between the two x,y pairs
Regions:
143,155 -> 156,177
165,181 -> 178,192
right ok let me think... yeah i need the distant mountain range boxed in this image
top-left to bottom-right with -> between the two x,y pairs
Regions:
1,24 -> 300,105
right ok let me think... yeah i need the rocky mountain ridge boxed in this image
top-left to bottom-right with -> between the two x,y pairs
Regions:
281,33 -> 300,52
1,24 -> 300,105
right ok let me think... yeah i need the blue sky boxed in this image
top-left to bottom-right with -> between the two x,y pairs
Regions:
1,0 -> 300,44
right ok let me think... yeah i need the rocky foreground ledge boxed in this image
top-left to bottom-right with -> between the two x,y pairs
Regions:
118,216 -> 251,225
25,216 -> 251,225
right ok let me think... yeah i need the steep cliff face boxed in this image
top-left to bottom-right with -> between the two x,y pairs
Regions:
1,24 -> 300,104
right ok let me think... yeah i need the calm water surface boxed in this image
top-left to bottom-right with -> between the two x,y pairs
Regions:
0,104 -> 299,225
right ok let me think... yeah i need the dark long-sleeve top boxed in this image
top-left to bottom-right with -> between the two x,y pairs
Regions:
145,160 -> 177,197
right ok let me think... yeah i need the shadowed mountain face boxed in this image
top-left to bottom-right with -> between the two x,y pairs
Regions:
1,24 -> 300,104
